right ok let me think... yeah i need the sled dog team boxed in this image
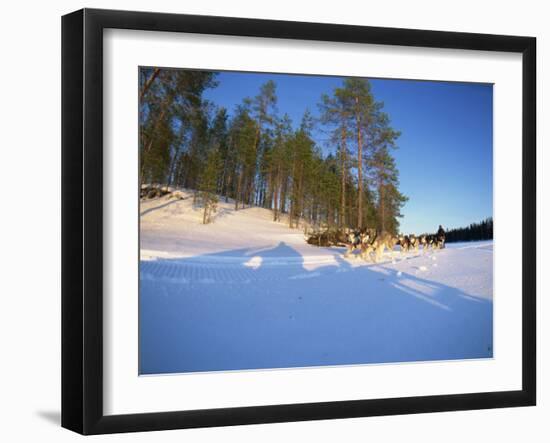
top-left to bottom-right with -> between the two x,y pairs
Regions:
344,225 -> 446,262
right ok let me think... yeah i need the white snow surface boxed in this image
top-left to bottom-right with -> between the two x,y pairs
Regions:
140,192 -> 493,374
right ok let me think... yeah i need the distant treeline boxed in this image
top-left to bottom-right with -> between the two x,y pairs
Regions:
445,218 -> 493,243
139,68 -> 407,231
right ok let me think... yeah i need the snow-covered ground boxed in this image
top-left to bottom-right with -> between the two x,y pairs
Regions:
140,191 -> 493,374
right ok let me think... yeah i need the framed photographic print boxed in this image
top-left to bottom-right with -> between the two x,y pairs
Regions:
62,8 -> 536,435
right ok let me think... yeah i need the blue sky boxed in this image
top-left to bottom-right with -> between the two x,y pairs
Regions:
204,71 -> 493,234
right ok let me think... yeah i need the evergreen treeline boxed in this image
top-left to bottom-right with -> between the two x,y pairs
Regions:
445,218 -> 493,243
139,68 -> 407,232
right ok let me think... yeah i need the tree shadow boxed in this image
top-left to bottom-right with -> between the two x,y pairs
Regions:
140,197 -> 185,216
139,241 -> 493,374
383,266 -> 491,311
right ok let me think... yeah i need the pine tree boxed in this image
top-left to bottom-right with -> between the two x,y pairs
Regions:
319,89 -> 352,228
198,147 -> 222,224
445,218 -> 493,243
139,68 -> 218,186
288,111 -> 315,228
367,117 -> 407,234
247,81 -> 277,204
269,114 -> 294,221
229,103 -> 258,210
209,107 -> 229,194
327,77 -> 405,231
337,78 -> 384,228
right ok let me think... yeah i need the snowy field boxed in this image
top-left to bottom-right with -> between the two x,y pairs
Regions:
140,191 -> 493,374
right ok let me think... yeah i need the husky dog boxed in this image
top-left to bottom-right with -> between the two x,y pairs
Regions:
370,231 -> 399,262
423,226 -> 446,250
344,228 -> 398,262
359,230 -> 375,260
344,229 -> 361,257
418,234 -> 430,252
400,234 -> 420,253
398,234 -> 411,253
431,235 -> 443,250
409,234 -> 420,252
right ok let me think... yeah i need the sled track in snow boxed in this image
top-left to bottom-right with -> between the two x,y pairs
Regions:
139,256 -> 348,284
138,250 -> 434,285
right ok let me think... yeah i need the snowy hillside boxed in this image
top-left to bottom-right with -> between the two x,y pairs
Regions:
140,191 -> 493,374
140,189 -> 322,261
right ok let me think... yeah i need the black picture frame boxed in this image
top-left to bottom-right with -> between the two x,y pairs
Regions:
62,8 -> 536,435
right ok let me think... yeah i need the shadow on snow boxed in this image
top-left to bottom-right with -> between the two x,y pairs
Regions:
139,241 -> 493,375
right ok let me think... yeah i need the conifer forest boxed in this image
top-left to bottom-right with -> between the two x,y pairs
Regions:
139,68 -> 407,234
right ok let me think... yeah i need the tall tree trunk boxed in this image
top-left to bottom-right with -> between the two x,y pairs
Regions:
203,202 -> 208,224
296,163 -> 304,229
340,125 -> 347,228
242,172 -> 248,209
235,168 -> 243,211
379,183 -> 385,232
248,123 -> 261,207
221,134 -> 234,200
166,151 -> 179,187
166,123 -> 187,187
139,68 -> 161,102
273,173 -> 280,221
140,105 -> 168,185
355,96 -> 363,229
349,192 -> 353,231
289,158 -> 297,228
266,162 -> 275,211
280,175 -> 287,215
